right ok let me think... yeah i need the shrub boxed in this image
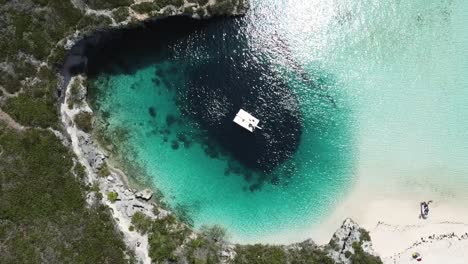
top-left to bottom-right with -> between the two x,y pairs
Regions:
329,237 -> 340,251
98,163 -> 111,177
0,73 -> 22,94
78,14 -> 113,31
131,2 -> 158,14
171,0 -> 184,7
147,215 -> 191,262
112,7 -> 130,23
90,181 -> 100,192
187,0 -> 210,6
359,228 -> 371,242
0,127 -> 129,263
206,0 -> 236,15
107,191 -> 118,202
183,225 -> 230,264
48,45 -> 66,66
4,94 -> 58,128
350,242 -> 383,264
84,0 -> 133,10
68,79 -> 82,109
200,224 -> 227,243
131,212 -> 153,234
233,244 -> 287,264
74,112 -> 93,132
74,163 -> 87,179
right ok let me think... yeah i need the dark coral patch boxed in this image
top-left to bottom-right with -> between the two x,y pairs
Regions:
148,107 -> 157,117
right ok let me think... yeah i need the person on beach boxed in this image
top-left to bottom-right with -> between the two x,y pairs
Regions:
412,252 -> 422,261
420,200 -> 433,219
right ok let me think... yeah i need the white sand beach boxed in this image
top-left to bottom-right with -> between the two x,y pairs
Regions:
313,165 -> 468,264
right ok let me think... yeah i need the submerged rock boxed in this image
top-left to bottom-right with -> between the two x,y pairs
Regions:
148,107 -> 157,117
171,140 -> 180,150
166,114 -> 177,126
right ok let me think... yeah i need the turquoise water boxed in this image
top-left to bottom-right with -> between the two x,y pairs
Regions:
89,0 -> 468,242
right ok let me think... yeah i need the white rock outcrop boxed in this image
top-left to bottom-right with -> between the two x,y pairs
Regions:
327,218 -> 378,264
135,189 -> 154,201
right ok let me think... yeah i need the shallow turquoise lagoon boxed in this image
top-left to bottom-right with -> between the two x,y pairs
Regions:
89,0 -> 468,242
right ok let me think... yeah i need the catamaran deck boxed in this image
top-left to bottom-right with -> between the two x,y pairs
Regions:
233,109 -> 262,132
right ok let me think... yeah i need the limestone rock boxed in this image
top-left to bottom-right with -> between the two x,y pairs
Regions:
327,218 -> 379,264
135,189 -> 153,201
76,131 -> 106,171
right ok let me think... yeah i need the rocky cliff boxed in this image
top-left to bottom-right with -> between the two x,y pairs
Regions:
0,1 -> 383,263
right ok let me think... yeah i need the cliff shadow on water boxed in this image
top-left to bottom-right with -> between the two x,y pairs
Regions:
79,15 -> 340,191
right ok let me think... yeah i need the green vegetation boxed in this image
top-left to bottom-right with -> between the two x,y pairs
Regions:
4,94 -> 58,128
329,236 -> 340,251
107,191 -> 119,202
78,13 -> 114,31
68,78 -> 83,109
200,224 -> 227,243
138,218 -> 232,263
147,215 -> 191,262
183,225 -> 228,264
4,2 -> 82,61
344,230 -> 383,264
351,242 -> 383,264
74,112 -> 93,132
113,7 -> 131,23
74,162 -> 87,179
2,65 -> 59,129
188,0 -> 210,6
0,1 -> 382,264
286,241 -> 335,264
131,0 -> 185,14
90,181 -> 101,192
0,125 -> 131,263
359,228 -> 371,242
233,240 -> 335,264
132,2 -> 159,14
233,244 -> 287,264
48,44 -> 67,66
84,0 -> 134,10
98,163 -> 111,177
0,74 -> 22,94
156,0 -> 185,8
131,213 -> 208,263
207,0 -> 240,15
0,1 -> 128,128
131,211 -> 153,234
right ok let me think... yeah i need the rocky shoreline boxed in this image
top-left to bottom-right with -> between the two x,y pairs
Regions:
60,74 -> 380,264
57,2 -> 250,263
61,75 -> 156,263
58,2 -> 381,263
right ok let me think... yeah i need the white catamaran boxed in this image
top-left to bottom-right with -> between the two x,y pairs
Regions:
233,109 -> 262,132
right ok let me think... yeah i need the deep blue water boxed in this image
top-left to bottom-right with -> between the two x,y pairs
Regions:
87,0 -> 468,243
